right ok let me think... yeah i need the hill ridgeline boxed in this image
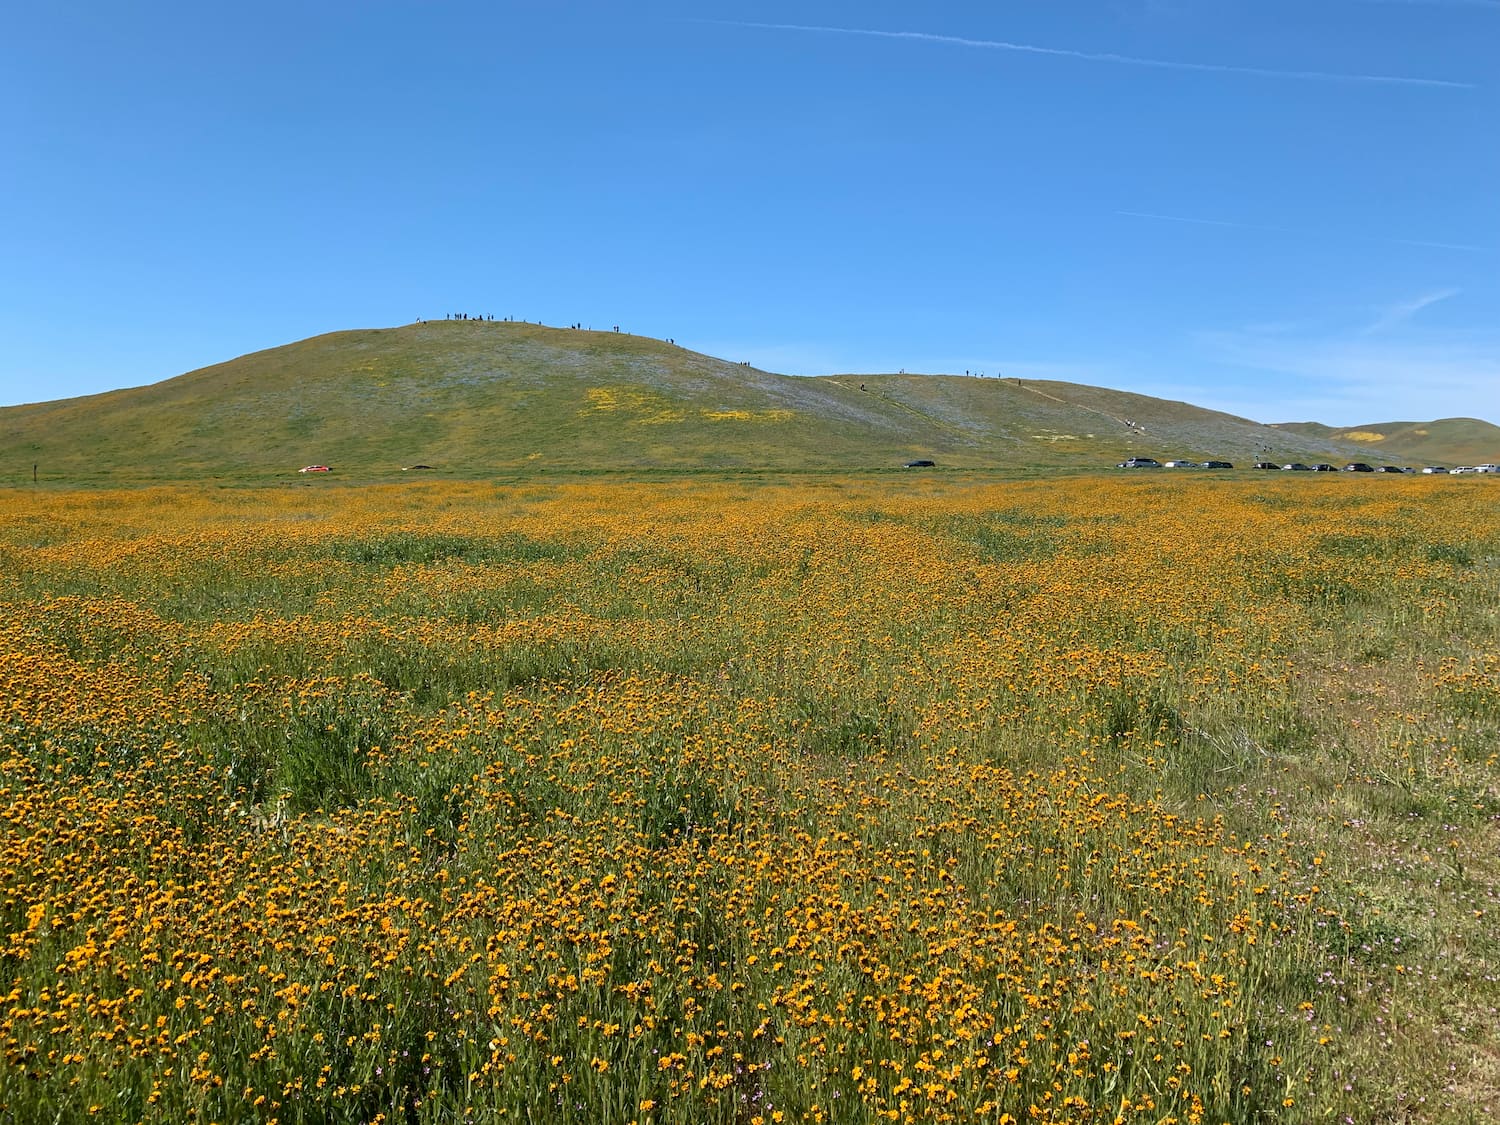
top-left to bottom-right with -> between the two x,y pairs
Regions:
3,321 -> 1494,481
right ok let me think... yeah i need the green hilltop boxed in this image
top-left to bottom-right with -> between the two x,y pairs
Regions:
1271,419 -> 1500,467
3,321 -> 1492,482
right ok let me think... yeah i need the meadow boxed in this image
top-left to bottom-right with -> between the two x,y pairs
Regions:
0,474 -> 1496,1123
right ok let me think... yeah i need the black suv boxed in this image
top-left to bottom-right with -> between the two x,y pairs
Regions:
1343,463 -> 1375,472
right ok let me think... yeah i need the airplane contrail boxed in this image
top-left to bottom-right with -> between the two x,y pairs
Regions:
709,20 -> 1474,89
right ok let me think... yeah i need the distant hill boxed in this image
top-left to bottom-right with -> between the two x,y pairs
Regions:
2,321 -> 1492,482
1271,419 -> 1500,467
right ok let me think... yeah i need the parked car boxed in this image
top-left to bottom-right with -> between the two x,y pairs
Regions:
1377,465 -> 1406,473
1201,460 -> 1234,469
1450,466 -> 1477,474
1281,463 -> 1312,472
1252,462 -> 1280,470
1311,463 -> 1336,472
1343,463 -> 1375,472
1477,465 -> 1499,474
903,459 -> 936,468
1118,457 -> 1162,468
298,465 -> 332,473
1421,466 -> 1447,474
1164,460 -> 1199,468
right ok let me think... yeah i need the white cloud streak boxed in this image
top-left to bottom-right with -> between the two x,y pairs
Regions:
1115,209 -> 1489,254
710,20 -> 1475,89
1195,325 -> 1500,422
1362,288 -> 1462,334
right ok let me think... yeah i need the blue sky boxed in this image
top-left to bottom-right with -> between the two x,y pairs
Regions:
3,0 -> 1496,423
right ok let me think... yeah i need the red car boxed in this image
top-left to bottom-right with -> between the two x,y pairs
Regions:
298,465 -> 331,473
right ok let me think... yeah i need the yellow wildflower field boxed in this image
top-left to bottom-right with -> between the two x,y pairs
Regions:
0,476 -> 1495,1123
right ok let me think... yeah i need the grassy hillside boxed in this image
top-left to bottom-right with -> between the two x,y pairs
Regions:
1273,418 -> 1500,466
2,320 -> 1487,482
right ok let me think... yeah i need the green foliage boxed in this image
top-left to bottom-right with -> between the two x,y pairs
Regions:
946,511 -> 1061,564
1089,681 -> 1186,749
1426,542 -> 1475,567
326,531 -> 579,568
640,768 -> 741,849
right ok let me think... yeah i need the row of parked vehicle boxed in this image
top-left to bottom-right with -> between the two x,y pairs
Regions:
1117,457 -> 1498,474
1117,458 -> 1233,469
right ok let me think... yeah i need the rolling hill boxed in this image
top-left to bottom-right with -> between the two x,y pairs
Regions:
2,321 -> 1492,482
1271,419 -> 1500,468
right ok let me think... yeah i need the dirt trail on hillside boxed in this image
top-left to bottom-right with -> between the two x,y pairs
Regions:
830,380 -> 979,441
1011,380 -> 1138,431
